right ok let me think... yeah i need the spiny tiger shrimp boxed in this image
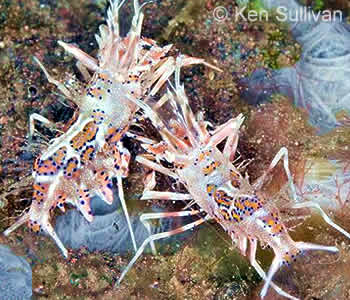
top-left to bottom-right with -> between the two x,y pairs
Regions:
117,57 -> 350,299
3,0 -> 219,258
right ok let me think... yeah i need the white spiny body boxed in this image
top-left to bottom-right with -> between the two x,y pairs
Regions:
3,0 -> 218,258
118,58 -> 350,300
38,76 -> 137,162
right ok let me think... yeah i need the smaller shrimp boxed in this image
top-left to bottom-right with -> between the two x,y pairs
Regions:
117,57 -> 350,299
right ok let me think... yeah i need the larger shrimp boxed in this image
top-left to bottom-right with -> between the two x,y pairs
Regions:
3,0 -> 219,258
117,57 -> 350,299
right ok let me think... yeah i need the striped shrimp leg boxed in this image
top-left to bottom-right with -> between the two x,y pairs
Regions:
253,147 -> 350,240
117,211 -> 209,285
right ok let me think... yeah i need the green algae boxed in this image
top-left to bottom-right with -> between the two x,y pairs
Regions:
194,224 -> 260,288
246,0 -> 267,15
299,0 -> 349,13
261,28 -> 301,69
161,0 -> 201,42
313,0 -> 325,11
119,223 -> 258,299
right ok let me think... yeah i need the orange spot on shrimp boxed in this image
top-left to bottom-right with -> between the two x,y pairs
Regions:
143,38 -> 157,46
28,220 -> 41,233
95,170 -> 114,204
198,151 -> 209,162
169,120 -> 191,146
54,193 -> 67,212
128,74 -> 139,81
150,50 -> 166,60
106,126 -> 127,144
71,132 -> 86,150
235,200 -> 245,211
64,157 -> 79,178
272,224 -> 283,234
144,142 -> 168,155
267,219 -> 275,226
78,188 -> 93,221
220,207 -> 231,221
63,110 -> 79,132
34,147 -> 67,176
113,147 -> 122,166
33,183 -> 49,204
202,161 -> 221,176
214,190 -> 232,207
33,157 -> 39,170
53,147 -> 67,165
98,72 -> 109,81
231,212 -> 242,222
35,161 -> 58,176
206,184 -> 216,195
261,211 -> 284,235
70,122 -> 98,150
84,121 -> 99,142
91,109 -> 105,125
80,145 -> 95,164
230,169 -> 241,188
90,87 -> 102,98
33,183 -> 48,194
106,127 -> 122,144
141,59 -> 152,66
282,249 -> 300,265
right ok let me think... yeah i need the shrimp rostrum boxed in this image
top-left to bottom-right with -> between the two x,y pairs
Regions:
118,57 -> 350,299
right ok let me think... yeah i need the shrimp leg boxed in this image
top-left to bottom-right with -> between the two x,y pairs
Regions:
140,209 -> 202,255
249,238 -> 299,300
291,201 -> 350,239
253,147 -> 297,202
116,215 -> 208,285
